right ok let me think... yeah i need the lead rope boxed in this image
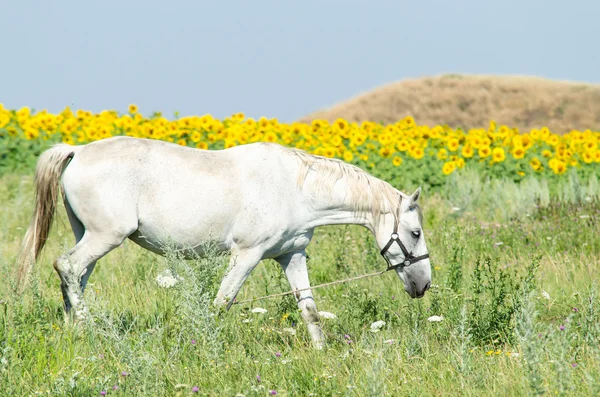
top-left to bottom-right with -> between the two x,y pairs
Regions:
232,267 -> 395,306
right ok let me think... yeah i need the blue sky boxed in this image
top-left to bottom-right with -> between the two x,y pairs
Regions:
1,0 -> 598,121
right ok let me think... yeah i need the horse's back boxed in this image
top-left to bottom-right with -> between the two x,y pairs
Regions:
60,137 -> 302,250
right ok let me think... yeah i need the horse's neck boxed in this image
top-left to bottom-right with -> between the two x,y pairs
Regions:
302,176 -> 381,233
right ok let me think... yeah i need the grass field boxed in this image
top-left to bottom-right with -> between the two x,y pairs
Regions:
1,160 -> 599,395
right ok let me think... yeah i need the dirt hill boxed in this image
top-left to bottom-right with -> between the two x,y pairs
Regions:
298,74 -> 600,134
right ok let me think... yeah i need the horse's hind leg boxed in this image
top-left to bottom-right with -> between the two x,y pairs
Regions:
63,198 -> 97,294
54,231 -> 127,322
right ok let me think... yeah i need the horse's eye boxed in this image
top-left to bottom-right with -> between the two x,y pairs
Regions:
411,230 -> 421,239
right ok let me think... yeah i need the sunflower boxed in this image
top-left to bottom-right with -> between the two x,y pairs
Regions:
511,146 -> 525,159
461,144 -> 474,158
529,157 -> 542,171
553,161 -> 567,175
333,118 -> 349,132
581,152 -> 594,164
196,142 -> 208,150
323,147 -> 336,158
343,151 -> 354,162
478,146 -> 491,158
492,147 -> 505,163
379,146 -> 393,158
409,147 -> 425,160
128,104 -> 138,114
442,161 -> 456,175
264,131 -> 278,143
436,148 -> 447,160
392,156 -> 403,167
447,138 -> 459,152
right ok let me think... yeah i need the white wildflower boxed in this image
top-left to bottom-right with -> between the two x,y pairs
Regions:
510,352 -> 520,358
580,215 -> 590,219
251,307 -> 268,314
541,291 -> 551,300
370,320 -> 386,332
452,207 -> 461,212
318,311 -> 337,319
494,242 -> 504,246
384,339 -> 395,344
283,328 -> 296,335
156,269 -> 183,288
242,319 -> 253,323
427,315 -> 444,322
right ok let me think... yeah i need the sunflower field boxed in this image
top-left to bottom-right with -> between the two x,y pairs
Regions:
1,104 -> 599,189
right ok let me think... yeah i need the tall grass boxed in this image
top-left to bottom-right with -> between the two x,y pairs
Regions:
0,168 -> 599,396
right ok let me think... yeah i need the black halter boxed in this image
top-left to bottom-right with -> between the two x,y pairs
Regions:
379,196 -> 430,271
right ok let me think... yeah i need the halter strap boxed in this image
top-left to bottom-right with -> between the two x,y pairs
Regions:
379,194 -> 430,271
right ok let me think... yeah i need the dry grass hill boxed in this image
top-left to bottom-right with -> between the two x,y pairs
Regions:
298,74 -> 600,134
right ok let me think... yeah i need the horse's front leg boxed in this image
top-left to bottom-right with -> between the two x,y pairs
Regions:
213,248 -> 263,310
276,250 -> 325,350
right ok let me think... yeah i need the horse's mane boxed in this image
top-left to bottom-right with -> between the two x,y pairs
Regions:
281,145 -> 405,222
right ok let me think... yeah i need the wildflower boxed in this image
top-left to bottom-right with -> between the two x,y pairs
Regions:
192,386 -> 199,393
275,352 -> 281,357
191,339 -> 196,345
384,339 -> 395,344
318,311 -> 337,319
121,371 -> 129,377
256,375 -> 261,383
370,320 -> 386,332
128,104 -> 138,113
572,363 -> 578,368
541,291 -> 551,300
251,307 -> 268,314
270,391 -> 277,395
156,269 -> 182,288
559,325 -> 565,331
427,315 -> 444,322
283,328 -> 296,335
112,385 -> 118,390
100,391 -> 106,396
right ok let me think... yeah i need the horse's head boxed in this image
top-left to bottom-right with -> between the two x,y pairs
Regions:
375,187 -> 431,299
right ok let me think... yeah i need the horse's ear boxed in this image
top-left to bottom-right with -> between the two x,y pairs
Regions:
410,186 -> 422,203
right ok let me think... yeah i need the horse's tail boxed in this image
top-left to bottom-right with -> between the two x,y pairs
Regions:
16,143 -> 81,290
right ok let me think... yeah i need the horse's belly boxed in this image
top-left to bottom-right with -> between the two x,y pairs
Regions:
128,222 -> 230,259
130,206 -> 234,258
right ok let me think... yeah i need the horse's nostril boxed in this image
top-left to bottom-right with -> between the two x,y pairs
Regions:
411,281 -> 417,291
425,281 -> 431,291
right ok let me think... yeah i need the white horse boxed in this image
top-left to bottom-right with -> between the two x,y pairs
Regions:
16,136 -> 431,348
